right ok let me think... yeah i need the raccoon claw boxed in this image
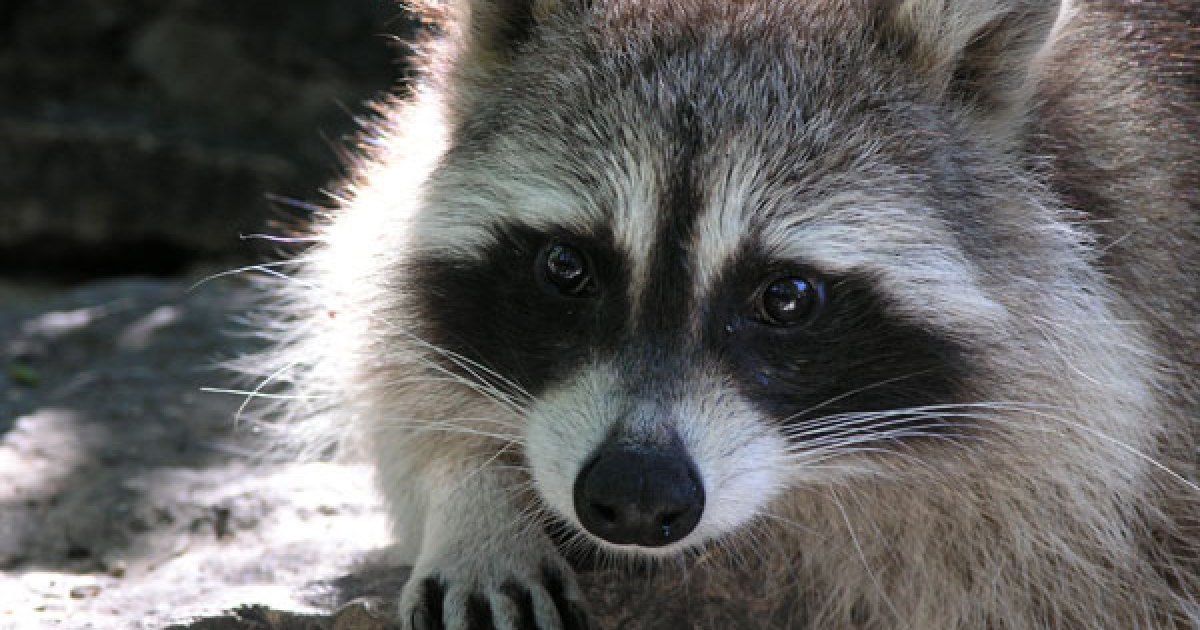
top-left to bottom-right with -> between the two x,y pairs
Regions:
403,563 -> 589,630
408,578 -> 445,630
498,567 -> 590,630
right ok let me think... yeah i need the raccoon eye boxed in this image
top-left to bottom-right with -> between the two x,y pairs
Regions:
758,276 -> 824,326
539,243 -> 595,296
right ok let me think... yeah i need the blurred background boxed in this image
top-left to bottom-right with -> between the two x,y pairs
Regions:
1,0 -> 419,283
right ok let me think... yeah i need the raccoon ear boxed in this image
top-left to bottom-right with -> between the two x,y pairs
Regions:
878,0 -> 1062,117
448,0 -> 581,72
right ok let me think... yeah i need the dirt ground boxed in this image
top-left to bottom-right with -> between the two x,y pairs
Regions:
0,277 -> 398,629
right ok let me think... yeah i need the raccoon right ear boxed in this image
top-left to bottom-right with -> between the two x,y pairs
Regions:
876,0 -> 1062,122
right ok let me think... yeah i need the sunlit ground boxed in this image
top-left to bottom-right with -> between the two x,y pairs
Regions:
0,458 -> 386,628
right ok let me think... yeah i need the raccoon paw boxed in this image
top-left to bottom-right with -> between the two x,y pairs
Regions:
400,551 -> 589,630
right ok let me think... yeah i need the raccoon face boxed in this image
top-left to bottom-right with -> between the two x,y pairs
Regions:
402,1 -> 1066,555
409,221 -> 977,553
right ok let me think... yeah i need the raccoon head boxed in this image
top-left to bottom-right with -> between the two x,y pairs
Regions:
401,0 -> 1081,556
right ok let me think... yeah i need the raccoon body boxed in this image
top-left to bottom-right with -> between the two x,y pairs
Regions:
253,0 -> 1199,627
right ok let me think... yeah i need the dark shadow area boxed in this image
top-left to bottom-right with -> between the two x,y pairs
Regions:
0,237 -> 202,283
308,565 -> 413,611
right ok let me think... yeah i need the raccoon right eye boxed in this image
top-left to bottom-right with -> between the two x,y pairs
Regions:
539,243 -> 595,297
758,276 -> 824,327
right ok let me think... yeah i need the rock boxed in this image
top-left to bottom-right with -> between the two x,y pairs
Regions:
330,599 -> 395,630
69,585 -> 102,599
166,605 -> 331,630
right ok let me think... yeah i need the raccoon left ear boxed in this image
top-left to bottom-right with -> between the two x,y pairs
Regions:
877,0 -> 1062,118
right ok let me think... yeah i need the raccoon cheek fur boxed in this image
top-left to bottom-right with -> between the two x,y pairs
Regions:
247,0 -> 1199,627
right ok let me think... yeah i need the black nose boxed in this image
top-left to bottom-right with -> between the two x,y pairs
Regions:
572,443 -> 704,547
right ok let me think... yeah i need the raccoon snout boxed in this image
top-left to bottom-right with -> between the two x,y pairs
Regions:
572,442 -> 705,548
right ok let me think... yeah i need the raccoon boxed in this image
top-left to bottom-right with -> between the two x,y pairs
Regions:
247,0 -> 1199,627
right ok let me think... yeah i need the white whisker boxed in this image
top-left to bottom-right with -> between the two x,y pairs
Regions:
187,261 -> 314,293
199,386 -> 329,401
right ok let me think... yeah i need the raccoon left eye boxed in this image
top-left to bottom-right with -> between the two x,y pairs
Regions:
539,243 -> 595,297
758,276 -> 824,326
